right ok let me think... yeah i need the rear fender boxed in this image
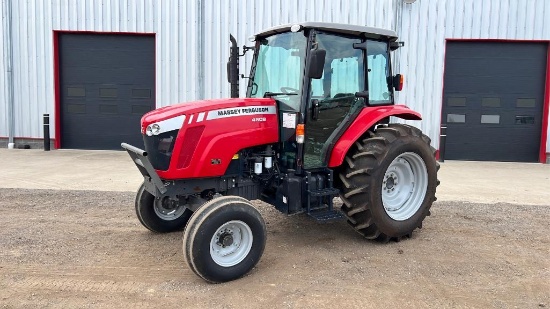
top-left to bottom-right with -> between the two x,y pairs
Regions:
327,105 -> 422,167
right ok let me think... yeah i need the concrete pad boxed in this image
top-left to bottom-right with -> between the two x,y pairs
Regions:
437,160 -> 550,206
0,149 -> 143,192
1,149 -> 549,205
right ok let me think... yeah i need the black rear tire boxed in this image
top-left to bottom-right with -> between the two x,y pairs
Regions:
337,124 -> 439,242
183,196 -> 266,283
135,183 -> 192,233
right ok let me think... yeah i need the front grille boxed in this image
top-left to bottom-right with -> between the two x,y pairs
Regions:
143,130 -> 179,171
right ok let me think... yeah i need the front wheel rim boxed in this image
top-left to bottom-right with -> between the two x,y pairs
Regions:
210,220 -> 253,267
381,152 -> 428,221
153,197 -> 187,221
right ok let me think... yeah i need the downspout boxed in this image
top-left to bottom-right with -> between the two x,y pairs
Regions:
392,0 -> 408,105
393,0 -> 404,77
3,0 -> 15,149
196,0 -> 205,100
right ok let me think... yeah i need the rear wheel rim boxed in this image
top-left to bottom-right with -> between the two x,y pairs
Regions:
210,220 -> 253,267
381,152 -> 428,221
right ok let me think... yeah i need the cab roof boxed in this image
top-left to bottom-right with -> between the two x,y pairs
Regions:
254,22 -> 398,41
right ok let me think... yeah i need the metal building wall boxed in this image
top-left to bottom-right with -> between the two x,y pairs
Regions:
0,0 -> 8,138
202,0 -> 397,99
2,0 -> 200,139
1,0 -> 397,140
3,0 -> 550,154
397,0 -> 550,151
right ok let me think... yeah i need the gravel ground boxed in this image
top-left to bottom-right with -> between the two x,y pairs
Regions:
0,188 -> 549,308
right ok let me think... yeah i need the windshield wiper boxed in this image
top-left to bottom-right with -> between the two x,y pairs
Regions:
263,92 -> 298,98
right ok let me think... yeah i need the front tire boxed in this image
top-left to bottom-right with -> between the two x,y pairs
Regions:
183,196 -> 266,283
338,124 -> 439,242
135,183 -> 193,233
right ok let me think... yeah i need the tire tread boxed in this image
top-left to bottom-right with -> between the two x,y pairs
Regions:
338,124 -> 439,242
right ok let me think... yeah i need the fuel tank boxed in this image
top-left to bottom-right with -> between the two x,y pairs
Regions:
141,98 -> 279,180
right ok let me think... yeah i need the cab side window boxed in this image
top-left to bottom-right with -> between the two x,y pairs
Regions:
367,40 -> 392,105
310,34 -> 363,102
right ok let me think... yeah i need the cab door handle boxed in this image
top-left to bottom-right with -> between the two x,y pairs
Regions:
311,99 -> 320,120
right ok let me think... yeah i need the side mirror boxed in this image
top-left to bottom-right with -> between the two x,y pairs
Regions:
306,49 -> 326,79
393,74 -> 404,91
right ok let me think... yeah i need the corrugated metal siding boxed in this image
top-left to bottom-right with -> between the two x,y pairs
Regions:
202,0 -> 397,99
2,0 -> 549,153
2,0 -> 395,139
398,0 -> 550,150
0,0 -> 8,137
4,0 -> 199,138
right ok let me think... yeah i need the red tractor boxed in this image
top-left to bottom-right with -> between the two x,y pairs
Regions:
122,22 -> 439,283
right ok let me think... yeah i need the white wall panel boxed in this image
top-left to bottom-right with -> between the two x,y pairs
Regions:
2,0 -> 549,156
398,0 -> 550,152
0,0 -> 7,137
5,0 -> 199,138
202,0 -> 397,101
3,0 -> 395,139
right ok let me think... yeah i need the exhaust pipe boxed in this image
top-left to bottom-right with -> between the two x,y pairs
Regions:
227,35 -> 240,98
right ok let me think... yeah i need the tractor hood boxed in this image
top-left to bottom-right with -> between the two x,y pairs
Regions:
138,97 -> 279,179
140,98 -> 276,134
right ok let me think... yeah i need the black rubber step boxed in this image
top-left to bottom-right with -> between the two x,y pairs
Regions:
307,188 -> 339,197
308,209 -> 344,222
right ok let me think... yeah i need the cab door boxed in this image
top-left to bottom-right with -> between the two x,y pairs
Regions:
304,33 -> 365,168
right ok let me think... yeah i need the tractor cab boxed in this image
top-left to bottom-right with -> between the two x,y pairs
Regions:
231,22 -> 404,171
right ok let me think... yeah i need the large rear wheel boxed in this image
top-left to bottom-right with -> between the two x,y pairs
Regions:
135,183 -> 193,233
338,124 -> 439,242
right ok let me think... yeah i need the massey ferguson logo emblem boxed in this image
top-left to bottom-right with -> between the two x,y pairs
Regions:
217,109 -> 240,116
217,107 -> 269,116
207,106 -> 276,120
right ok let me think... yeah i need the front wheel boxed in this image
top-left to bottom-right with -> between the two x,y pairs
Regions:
135,183 -> 192,233
338,124 -> 439,242
183,196 -> 266,283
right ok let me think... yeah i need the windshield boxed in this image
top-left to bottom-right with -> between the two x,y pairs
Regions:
248,32 -> 307,111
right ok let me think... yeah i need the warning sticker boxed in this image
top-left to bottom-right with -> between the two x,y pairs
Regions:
282,113 -> 296,128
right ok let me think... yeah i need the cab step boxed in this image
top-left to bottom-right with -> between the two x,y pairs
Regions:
307,208 -> 344,222
307,187 -> 339,197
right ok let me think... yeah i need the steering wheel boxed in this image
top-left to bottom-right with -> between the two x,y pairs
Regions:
280,87 -> 299,94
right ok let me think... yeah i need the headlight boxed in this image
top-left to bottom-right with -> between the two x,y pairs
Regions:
146,124 -> 161,136
151,124 -> 160,135
144,115 -> 185,136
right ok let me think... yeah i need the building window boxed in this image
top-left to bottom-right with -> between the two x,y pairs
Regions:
482,97 -> 500,108
100,88 -> 118,98
67,104 -> 86,113
447,114 -> 466,123
448,97 -> 466,107
132,88 -> 151,99
516,98 -> 536,108
481,114 -> 500,124
67,87 -> 85,97
515,115 -> 535,125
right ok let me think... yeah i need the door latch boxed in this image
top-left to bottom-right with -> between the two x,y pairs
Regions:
311,99 -> 320,121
